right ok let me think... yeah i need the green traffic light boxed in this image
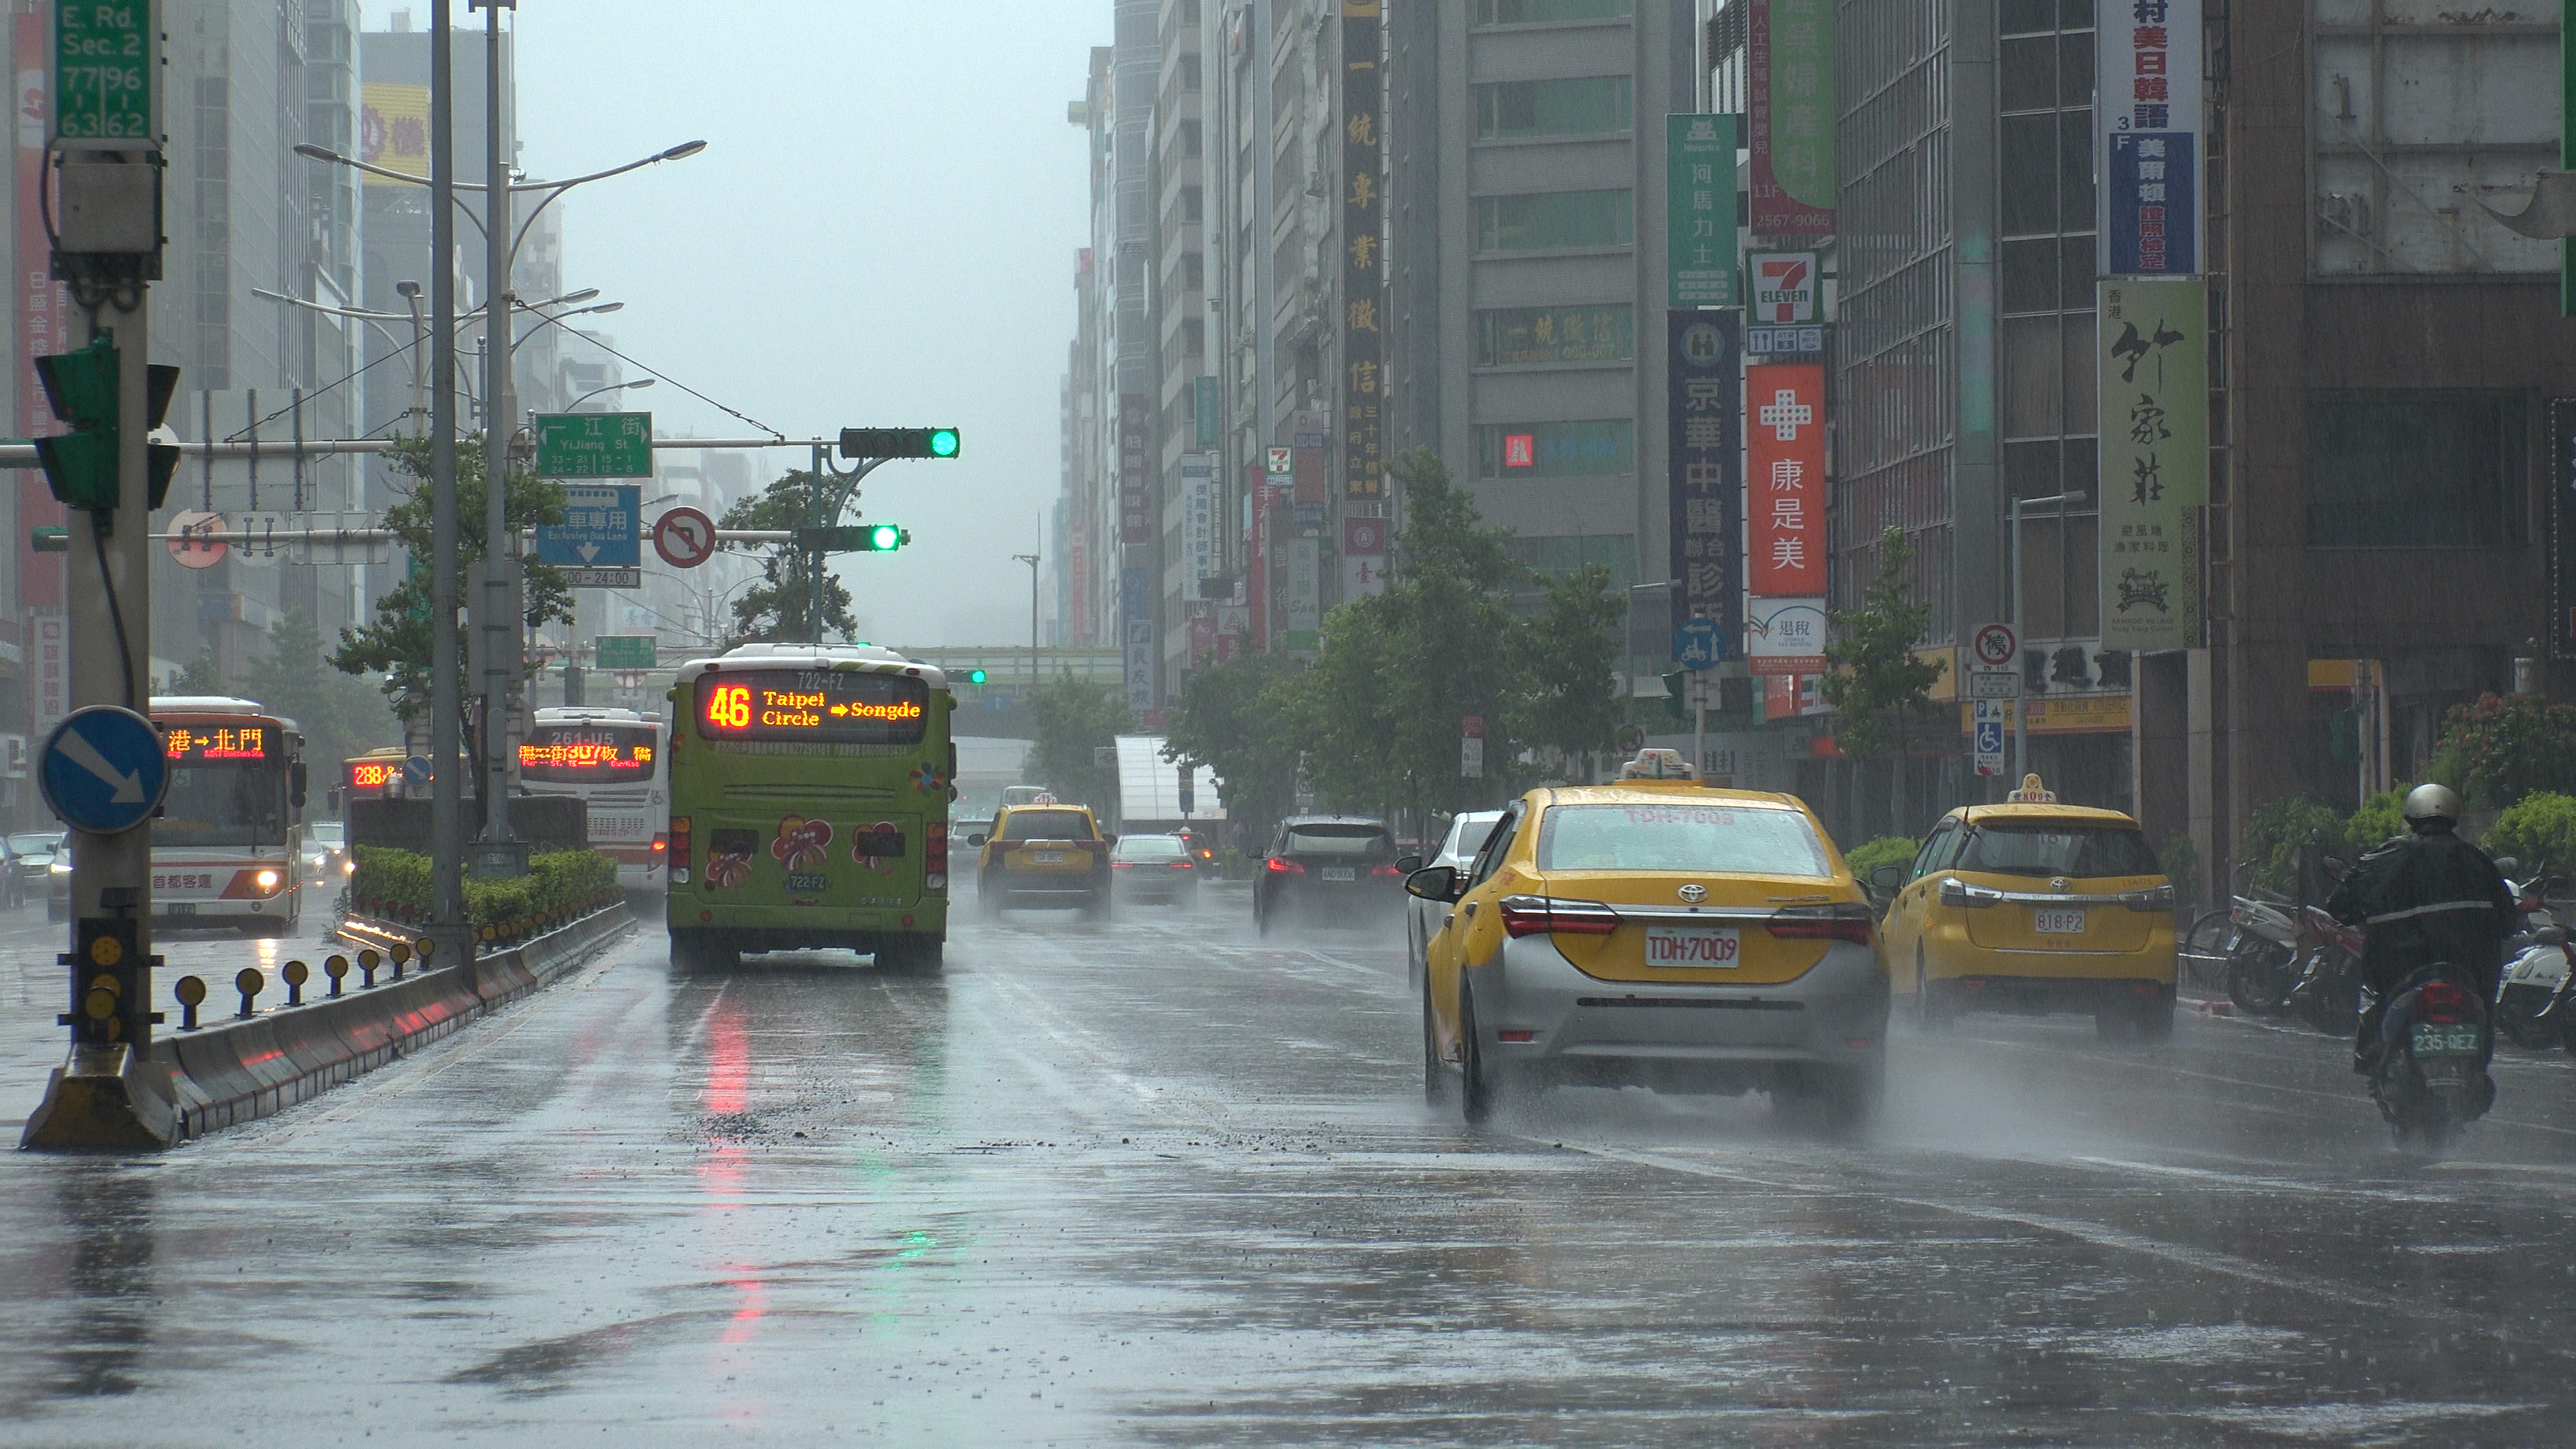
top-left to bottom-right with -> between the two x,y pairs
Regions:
867,523 -> 903,550
966,668 -> 988,685
928,428 -> 961,458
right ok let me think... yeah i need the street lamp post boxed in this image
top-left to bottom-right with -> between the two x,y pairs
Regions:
427,0 -> 465,951
2010,489 -> 2087,784
565,378 -> 653,413
1014,553 -> 1041,687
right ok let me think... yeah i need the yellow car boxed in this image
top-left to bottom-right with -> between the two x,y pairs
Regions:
1872,793 -> 2176,1038
1409,753 -> 1886,1126
969,801 -> 1112,919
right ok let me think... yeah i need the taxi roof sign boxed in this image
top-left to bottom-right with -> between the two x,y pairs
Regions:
1618,748 -> 1698,781
2009,773 -> 2058,804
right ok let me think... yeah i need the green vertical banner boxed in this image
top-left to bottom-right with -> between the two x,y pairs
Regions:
1668,114 -> 1738,307
2098,278 -> 2208,651
1750,0 -> 1835,233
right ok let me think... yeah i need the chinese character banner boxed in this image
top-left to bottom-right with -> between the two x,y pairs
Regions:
1750,0 -> 1835,235
1667,115 -> 1738,306
1666,312 -> 1743,653
2097,278 -> 2206,651
1746,363 -> 1826,597
1340,1 -> 1384,502
2098,0 -> 2200,274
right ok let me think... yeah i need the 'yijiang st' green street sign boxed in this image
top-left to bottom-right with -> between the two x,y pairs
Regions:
55,1 -> 158,148
535,412 -> 654,478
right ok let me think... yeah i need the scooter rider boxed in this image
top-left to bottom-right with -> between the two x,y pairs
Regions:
2325,783 -> 2515,1071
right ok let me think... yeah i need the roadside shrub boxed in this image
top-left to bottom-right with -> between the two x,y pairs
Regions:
350,845 -> 619,936
2239,796 -> 2346,896
2484,792 -> 2576,877
1842,835 -> 1919,882
2157,833 -> 2201,907
2435,692 -> 2576,809
2344,790 -> 2406,852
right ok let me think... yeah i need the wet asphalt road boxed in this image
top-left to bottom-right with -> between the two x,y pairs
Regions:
5,890 -> 2576,1443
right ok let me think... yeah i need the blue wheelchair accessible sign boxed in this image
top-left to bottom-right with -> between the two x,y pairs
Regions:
1673,616 -> 1725,670
40,706 -> 170,835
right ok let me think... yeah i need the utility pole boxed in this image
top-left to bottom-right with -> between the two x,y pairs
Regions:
2009,489 -> 2084,785
1015,551 -> 1041,686
475,0 -> 519,854
429,0 -> 469,953
21,3 -> 180,1148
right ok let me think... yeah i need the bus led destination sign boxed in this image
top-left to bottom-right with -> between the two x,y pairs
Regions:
164,724 -> 269,761
694,669 -> 930,746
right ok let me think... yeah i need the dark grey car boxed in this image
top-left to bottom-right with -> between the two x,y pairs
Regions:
1253,816 -> 1403,936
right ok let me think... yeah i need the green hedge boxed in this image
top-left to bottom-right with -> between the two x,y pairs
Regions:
1843,836 -> 1919,882
351,845 -> 621,942
2485,792 -> 2576,877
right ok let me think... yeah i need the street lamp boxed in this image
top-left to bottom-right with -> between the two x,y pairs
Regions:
2010,489 -> 2087,784
564,378 -> 654,413
1014,553 -> 1042,686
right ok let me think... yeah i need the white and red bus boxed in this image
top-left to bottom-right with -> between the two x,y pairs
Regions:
518,707 -> 669,893
141,696 -> 311,934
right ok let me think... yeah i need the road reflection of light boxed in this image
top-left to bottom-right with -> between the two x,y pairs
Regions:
720,1265 -> 767,1344
704,1008 -> 749,1116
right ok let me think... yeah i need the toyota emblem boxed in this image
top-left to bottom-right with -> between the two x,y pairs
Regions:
2050,877 -> 2072,893
1678,883 -> 1707,904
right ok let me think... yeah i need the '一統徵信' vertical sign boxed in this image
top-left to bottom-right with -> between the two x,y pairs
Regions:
1668,313 -> 1743,653
1341,0 -> 1384,503
2096,278 -> 2206,651
1668,114 -> 1737,305
1749,0 -> 1834,235
2099,0 -> 2200,274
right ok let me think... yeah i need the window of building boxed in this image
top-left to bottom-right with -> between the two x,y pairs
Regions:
1507,534 -> 1636,588
2306,392 -> 2528,548
1473,0 -> 1633,23
1474,189 -> 1633,252
1473,76 -> 1633,140
1179,54 -> 1201,92
1180,185 -> 1203,223
1179,119 -> 1201,158
1473,419 -> 1635,479
1182,319 -> 1205,356
1474,305 -> 1635,366
1181,252 -> 1204,292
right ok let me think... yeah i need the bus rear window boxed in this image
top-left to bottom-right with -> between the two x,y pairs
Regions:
520,726 -> 657,783
693,669 -> 930,745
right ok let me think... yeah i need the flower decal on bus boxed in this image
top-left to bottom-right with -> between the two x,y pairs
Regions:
705,829 -> 758,890
853,820 -> 905,871
910,763 -> 949,795
771,816 -> 835,873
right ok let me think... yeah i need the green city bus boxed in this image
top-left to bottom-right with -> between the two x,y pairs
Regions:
664,644 -> 955,971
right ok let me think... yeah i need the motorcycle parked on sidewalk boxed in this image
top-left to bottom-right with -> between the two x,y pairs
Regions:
2215,883 -> 2303,1017
2284,903 -> 2367,1036
2491,865 -> 2569,1049
2368,964 -> 2496,1153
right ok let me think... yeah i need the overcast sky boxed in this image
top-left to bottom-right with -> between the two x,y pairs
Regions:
508,2 -> 1101,647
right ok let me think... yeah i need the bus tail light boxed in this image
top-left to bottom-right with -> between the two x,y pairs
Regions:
669,816 -> 692,885
924,822 -> 947,893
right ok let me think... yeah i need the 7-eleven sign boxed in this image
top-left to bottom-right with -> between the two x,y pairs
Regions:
1750,251 -> 1819,325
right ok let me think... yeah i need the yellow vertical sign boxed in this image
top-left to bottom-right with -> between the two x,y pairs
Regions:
2097,277 -> 2206,651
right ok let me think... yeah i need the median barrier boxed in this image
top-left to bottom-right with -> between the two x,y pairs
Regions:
20,899 -> 633,1148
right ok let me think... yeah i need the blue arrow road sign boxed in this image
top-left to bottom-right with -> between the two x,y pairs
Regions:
40,706 -> 170,835
402,754 -> 433,786
1673,616 -> 1724,670
534,484 -> 642,568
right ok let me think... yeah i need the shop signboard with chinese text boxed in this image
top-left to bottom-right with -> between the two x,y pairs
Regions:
1666,313 -> 1742,653
1182,455 -> 1217,596
2098,0 -> 2200,274
1341,0 -> 1385,502
1748,596 -> 1827,676
1666,115 -> 1737,306
1750,0 -> 1835,234
1120,394 -> 1154,545
2097,278 -> 2206,651
1746,363 -> 1826,598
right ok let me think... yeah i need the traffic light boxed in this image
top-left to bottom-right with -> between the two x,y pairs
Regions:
965,668 -> 987,684
838,427 -> 963,460
30,335 -> 180,513
792,524 -> 910,553
860,523 -> 907,551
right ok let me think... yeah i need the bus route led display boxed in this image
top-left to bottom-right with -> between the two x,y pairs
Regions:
694,670 -> 930,746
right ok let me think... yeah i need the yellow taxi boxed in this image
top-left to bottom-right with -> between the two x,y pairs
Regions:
969,800 -> 1112,919
1408,750 -> 1885,1126
1872,778 -> 2176,1038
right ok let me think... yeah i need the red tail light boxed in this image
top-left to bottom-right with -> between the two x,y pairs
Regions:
1169,861 -> 1192,869
668,816 -> 692,873
650,834 -> 667,855
1266,857 -> 1305,874
1371,864 -> 1403,878
1111,861 -> 1135,870
1766,903 -> 1875,945
1499,896 -> 1619,938
2418,979 -> 2476,1023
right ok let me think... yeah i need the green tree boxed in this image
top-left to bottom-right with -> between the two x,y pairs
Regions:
1819,527 -> 1947,833
331,434 -> 572,714
164,652 -> 223,695
242,608 -> 403,775
718,470 -> 859,643
1509,561 -> 1625,780
1162,649 -> 1303,847
2432,692 -> 2576,808
1026,671 -> 1134,812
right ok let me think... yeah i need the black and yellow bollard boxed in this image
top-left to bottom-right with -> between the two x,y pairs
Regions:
234,967 -> 264,1019
173,975 -> 206,1031
389,942 -> 410,982
281,959 -> 308,1008
417,937 -> 436,967
358,949 -> 380,988
323,954 -> 349,998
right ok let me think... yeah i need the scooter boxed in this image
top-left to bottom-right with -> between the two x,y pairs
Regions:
2285,904 -> 2366,1036
2369,963 -> 2496,1153
2492,865 -> 2569,1048
2222,884 -> 2303,1016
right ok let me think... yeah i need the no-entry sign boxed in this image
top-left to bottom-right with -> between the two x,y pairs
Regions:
653,507 -> 716,569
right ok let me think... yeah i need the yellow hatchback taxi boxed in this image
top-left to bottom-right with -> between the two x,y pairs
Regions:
1872,783 -> 2176,1038
1409,751 -> 1886,1126
969,801 -> 1112,919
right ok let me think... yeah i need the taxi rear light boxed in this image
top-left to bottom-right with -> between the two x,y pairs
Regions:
1499,896 -> 1619,938
1938,877 -> 2002,908
1766,904 -> 1874,945
1266,857 -> 1305,874
2121,883 -> 2175,912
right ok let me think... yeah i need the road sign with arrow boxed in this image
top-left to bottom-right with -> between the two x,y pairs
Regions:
535,484 -> 641,568
40,706 -> 169,836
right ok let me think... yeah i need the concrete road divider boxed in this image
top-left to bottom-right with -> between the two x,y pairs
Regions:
20,901 -> 635,1150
